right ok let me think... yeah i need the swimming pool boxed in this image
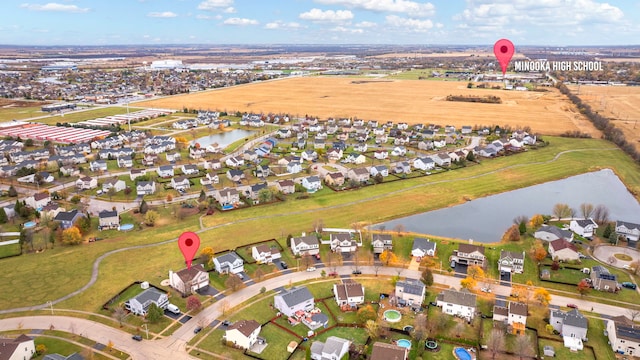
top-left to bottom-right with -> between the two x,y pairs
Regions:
24,221 -> 36,229
120,223 -> 134,231
454,347 -> 472,360
397,339 -> 411,349
383,309 -> 402,322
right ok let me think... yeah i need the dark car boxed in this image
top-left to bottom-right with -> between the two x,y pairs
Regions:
280,261 -> 288,269
352,270 -> 362,275
567,303 -> 578,309
221,320 -> 232,326
328,272 -> 338,277
132,335 -> 143,341
194,326 -> 203,334
622,282 -> 637,290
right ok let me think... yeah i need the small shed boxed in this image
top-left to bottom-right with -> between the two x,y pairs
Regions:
543,345 -> 555,357
287,340 -> 297,353
541,269 -> 551,280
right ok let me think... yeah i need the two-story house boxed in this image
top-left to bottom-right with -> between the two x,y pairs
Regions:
607,315 -> 640,357
251,244 -> 281,264
550,308 -> 588,350
276,179 -> 295,194
169,264 -> 210,296
493,301 -> 528,334
616,220 -> 640,243
213,252 -> 244,274
274,286 -> 315,317
310,336 -> 351,360
215,188 -> 240,207
330,233 -> 357,253
136,181 -> 156,196
498,250 -> 525,274
291,234 -> 320,256
372,234 -> 393,254
452,243 -> 486,268
98,210 -> 119,230
569,218 -> 598,239
333,281 -> 365,308
54,209 -> 84,230
224,320 -> 262,350
590,266 -> 618,292
395,278 -> 426,308
25,192 -> 51,209
436,288 -> 477,321
411,237 -> 437,258
124,288 -> 169,316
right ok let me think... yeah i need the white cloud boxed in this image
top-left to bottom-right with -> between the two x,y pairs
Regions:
198,0 -> 234,11
148,11 -> 178,18
315,0 -> 435,17
20,3 -> 89,13
223,7 -> 236,13
355,21 -> 377,28
223,17 -> 259,26
196,14 -> 213,20
264,21 -> 302,30
299,8 -> 354,22
331,26 -> 364,34
385,15 -> 433,32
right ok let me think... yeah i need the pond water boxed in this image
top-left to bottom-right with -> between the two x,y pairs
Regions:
192,129 -> 256,148
378,169 -> 640,243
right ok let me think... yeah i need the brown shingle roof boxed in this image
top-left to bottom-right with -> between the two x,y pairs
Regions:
228,320 -> 261,338
175,264 -> 206,284
509,302 -> 528,316
370,342 -> 407,360
458,243 -> 485,255
549,239 -> 577,252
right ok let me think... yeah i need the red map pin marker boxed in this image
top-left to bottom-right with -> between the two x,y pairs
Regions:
178,232 -> 200,269
493,39 -> 515,76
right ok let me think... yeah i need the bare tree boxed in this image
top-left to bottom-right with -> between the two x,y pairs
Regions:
628,309 -> 640,322
514,334 -> 533,360
412,314 -> 428,342
592,204 -> 610,225
112,306 -> 127,327
552,203 -> 572,220
487,328 -> 505,360
393,224 -> 406,236
327,251 -> 343,273
580,203 -> 595,219
513,215 -> 528,226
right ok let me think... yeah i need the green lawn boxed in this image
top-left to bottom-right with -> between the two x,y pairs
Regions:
194,328 -> 248,360
249,323 -> 300,360
35,107 -> 138,125
33,336 -> 114,360
0,242 -> 21,258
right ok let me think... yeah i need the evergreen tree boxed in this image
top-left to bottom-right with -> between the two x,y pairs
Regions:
7,185 -> 17,197
139,199 -> 149,214
0,208 -> 7,224
602,223 -> 612,239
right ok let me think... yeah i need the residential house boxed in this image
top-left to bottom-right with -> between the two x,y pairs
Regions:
452,243 -> 486,267
243,150 -> 258,162
344,152 -> 366,164
226,156 -> 244,168
302,176 -> 322,192
226,169 -> 245,183
98,210 -> 119,230
433,153 -> 452,167
202,159 -> 221,170
395,278 -> 426,308
493,301 -> 528,334
213,252 -> 244,274
157,165 -> 174,178
200,172 -> 219,186
393,161 -> 411,175
124,288 -> 169,316
130,168 -> 147,181
291,234 -> 320,256
333,281 -> 365,307
370,165 -> 389,177
274,286 -> 315,317
411,238 -> 437,258
41,203 -> 62,220
616,220 -> 640,243
166,152 -> 181,162
117,155 -> 133,168
370,342 -> 408,360
224,320 -> 262,350
181,164 -> 199,176
413,157 -> 435,171
327,148 -> 343,161
54,209 -> 84,230
25,192 -> 51,209
548,239 -> 580,262
189,147 -> 206,160
498,250 -> 525,274
391,146 -> 407,156
372,234 -> 393,254
286,161 -> 303,174
330,233 -> 356,253
301,149 -> 318,162
550,308 -> 588,350
436,288 -> 477,321
276,179 -> 295,195
254,164 -> 270,179
76,176 -> 97,190
606,315 -> 640,357
171,176 -> 191,191
60,166 -> 80,177
136,181 -> 156,196
252,244 -> 281,264
169,264 -> 209,296
570,219 -> 598,239
324,172 -> 345,187
102,177 -> 126,193
142,153 -> 158,166
215,188 -> 240,206
347,168 -> 370,183
310,336 -> 351,360
353,142 -> 368,152
590,266 -> 618,292
0,334 -> 35,360
534,225 -> 574,242
314,138 -> 326,149
374,150 -> 388,160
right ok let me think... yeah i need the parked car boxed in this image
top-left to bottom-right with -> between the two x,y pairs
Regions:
194,326 -> 203,334
280,261 -> 288,269
221,320 -> 232,327
328,272 -> 338,277
450,260 -> 456,268
132,335 -> 143,341
167,303 -> 181,315
621,282 -> 637,289
481,287 -> 492,293
567,303 -> 578,309
352,270 -> 362,275
306,266 -> 316,272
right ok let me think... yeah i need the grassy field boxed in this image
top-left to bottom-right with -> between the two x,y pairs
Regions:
567,84 -> 640,152
29,106 -> 139,125
1,137 -> 640,312
135,77 -> 596,136
0,99 -> 49,122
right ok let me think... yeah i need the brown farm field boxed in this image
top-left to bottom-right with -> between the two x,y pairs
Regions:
136,77 -> 597,136
568,84 -> 640,151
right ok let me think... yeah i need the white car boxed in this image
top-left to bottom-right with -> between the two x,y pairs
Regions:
306,266 -> 316,272
481,287 -> 492,293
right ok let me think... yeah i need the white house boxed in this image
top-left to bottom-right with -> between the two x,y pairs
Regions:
302,176 -> 322,192
436,288 -> 477,321
124,288 -> 169,316
286,161 -> 303,174
372,234 -> 393,254
570,219 -> 598,238
291,234 -> 320,256
157,165 -> 174,178
117,156 -> 133,168
330,233 -> 357,253
98,210 -> 119,230
370,165 -> 389,177
181,164 -> 199,176
136,181 -> 156,196
76,176 -> 97,190
102,177 -> 126,193
310,336 -> 351,360
607,315 -> 640,357
493,301 -> 528,334
224,320 -> 262,350
171,176 -> 191,191
534,225 -> 574,242
395,278 -> 426,308
433,153 -> 451,166
274,286 -> 315,317
0,334 -> 35,360
452,243 -> 486,268
169,264 -> 210,296
550,309 -> 588,350
226,156 -> 244,168
411,238 -> 437,258
413,157 -> 435,171
130,168 -> 147,181
498,250 -> 525,274
616,220 -> 640,242
548,239 -> 580,262
213,252 -> 244,274
333,282 -> 365,307
25,192 -> 51,209
251,244 -> 281,264
215,188 -> 240,206
373,150 -> 388,160
200,172 -> 219,186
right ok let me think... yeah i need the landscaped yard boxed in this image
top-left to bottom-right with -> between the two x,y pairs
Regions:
248,323 -> 300,360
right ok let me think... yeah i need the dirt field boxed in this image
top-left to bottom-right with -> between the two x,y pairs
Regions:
568,84 -> 640,150
136,77 -> 596,136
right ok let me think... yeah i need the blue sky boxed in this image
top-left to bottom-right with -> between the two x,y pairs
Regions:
1,0 -> 638,46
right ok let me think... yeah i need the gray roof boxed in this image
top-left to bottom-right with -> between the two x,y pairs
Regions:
438,288 -> 476,307
397,278 -> 426,296
615,322 -> 640,342
293,235 -> 319,247
54,209 -> 79,222
574,218 -> 597,227
251,182 -> 268,192
552,309 -> 587,329
278,286 -> 314,308
331,233 -> 352,242
537,225 -> 572,239
500,250 -> 524,261
159,165 -> 173,171
99,210 -> 117,219
132,288 -> 165,305
412,237 -> 436,252
215,252 -> 242,265
311,336 -> 349,358
617,220 -> 640,230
